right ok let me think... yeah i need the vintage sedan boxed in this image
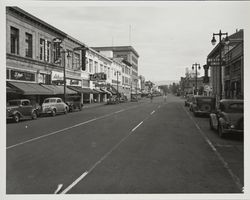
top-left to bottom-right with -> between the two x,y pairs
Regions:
6,99 -> 39,123
209,99 -> 243,138
189,96 -> 216,117
41,97 -> 68,116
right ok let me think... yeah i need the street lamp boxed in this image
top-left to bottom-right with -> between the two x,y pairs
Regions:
192,63 -> 201,95
114,71 -> 121,100
211,30 -> 229,100
53,38 -> 71,102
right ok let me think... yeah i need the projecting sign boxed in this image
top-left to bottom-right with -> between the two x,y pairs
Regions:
52,71 -> 63,81
89,72 -> 107,81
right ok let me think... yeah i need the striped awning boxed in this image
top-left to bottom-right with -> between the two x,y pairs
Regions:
68,86 -> 95,94
41,84 -> 77,95
7,81 -> 53,95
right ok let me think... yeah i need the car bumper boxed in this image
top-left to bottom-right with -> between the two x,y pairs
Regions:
193,110 -> 211,115
223,128 -> 243,134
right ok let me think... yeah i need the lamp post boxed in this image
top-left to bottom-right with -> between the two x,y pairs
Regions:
192,63 -> 201,95
115,71 -> 121,100
211,30 -> 229,100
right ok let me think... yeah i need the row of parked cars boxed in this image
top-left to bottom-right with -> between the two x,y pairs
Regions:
6,97 -> 82,123
184,94 -> 244,138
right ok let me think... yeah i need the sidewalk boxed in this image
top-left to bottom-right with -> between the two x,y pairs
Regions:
82,102 -> 107,109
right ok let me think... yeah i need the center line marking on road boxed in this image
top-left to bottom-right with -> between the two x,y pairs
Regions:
115,109 -> 125,114
60,171 -> 88,194
181,104 -> 243,191
150,110 -> 155,115
131,121 -> 143,132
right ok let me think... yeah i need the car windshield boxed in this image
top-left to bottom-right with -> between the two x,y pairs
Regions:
8,100 -> 21,106
225,103 -> 243,113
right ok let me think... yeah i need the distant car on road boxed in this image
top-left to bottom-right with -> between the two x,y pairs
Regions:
189,96 -> 216,117
6,99 -> 39,123
209,99 -> 243,138
41,97 -> 68,116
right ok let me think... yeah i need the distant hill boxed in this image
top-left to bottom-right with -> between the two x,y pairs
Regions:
153,80 -> 179,86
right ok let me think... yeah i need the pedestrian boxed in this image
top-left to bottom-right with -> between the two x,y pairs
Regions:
163,93 -> 167,102
150,94 -> 153,103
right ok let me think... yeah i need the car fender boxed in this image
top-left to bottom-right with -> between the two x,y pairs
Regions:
218,117 -> 226,126
11,110 -> 23,118
210,113 -> 218,129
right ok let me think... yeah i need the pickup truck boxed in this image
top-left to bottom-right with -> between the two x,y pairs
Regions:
6,99 -> 40,123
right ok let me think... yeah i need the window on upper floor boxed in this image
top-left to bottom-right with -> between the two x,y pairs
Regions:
74,53 -> 80,70
25,33 -> 32,58
46,41 -> 51,62
10,26 -> 19,55
89,59 -> 93,73
40,39 -> 45,61
40,39 -> 52,62
100,64 -> 103,72
94,61 -> 98,73
53,42 -> 61,64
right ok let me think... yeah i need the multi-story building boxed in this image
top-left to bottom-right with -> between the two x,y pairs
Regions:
6,6 -> 118,105
92,46 -> 139,96
207,29 -> 244,100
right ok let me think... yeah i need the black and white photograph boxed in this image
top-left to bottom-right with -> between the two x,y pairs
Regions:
2,0 -> 250,199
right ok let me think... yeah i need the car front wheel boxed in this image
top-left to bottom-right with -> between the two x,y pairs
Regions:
13,114 -> 20,123
31,111 -> 37,120
51,109 -> 56,117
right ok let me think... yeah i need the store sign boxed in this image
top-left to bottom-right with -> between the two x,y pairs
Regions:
52,71 -> 63,81
207,58 -> 226,66
10,70 -> 35,82
90,72 -> 107,81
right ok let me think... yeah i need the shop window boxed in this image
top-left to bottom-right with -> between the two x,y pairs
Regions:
25,33 -> 32,58
10,26 -> 19,54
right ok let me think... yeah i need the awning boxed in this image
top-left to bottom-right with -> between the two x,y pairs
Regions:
67,86 -> 94,94
41,84 -> 77,95
100,88 -> 112,95
7,81 -> 53,95
93,88 -> 105,93
6,85 -> 22,94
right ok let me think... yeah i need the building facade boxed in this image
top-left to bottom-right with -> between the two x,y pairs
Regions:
207,29 -> 244,100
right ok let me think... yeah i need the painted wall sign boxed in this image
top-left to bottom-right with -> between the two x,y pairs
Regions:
10,69 -> 35,81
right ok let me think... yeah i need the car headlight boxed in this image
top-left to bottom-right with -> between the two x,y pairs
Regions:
230,125 -> 235,129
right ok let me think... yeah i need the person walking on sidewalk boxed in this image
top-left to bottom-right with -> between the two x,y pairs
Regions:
150,93 -> 153,103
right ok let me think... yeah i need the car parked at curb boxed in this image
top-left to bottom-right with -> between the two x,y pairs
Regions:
65,96 -> 83,112
184,94 -> 193,107
41,97 -> 68,116
209,99 -> 243,138
189,95 -> 216,117
6,99 -> 39,123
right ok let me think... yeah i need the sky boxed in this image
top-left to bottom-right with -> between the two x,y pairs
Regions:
8,1 -> 250,82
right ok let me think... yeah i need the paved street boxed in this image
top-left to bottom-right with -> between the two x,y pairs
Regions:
6,94 -> 243,194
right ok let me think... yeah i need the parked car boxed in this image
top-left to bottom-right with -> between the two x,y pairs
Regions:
6,99 -> 39,123
184,94 -> 193,107
189,96 -> 216,117
65,96 -> 83,112
41,97 -> 68,116
209,99 -> 243,138
119,95 -> 128,103
107,96 -> 119,105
